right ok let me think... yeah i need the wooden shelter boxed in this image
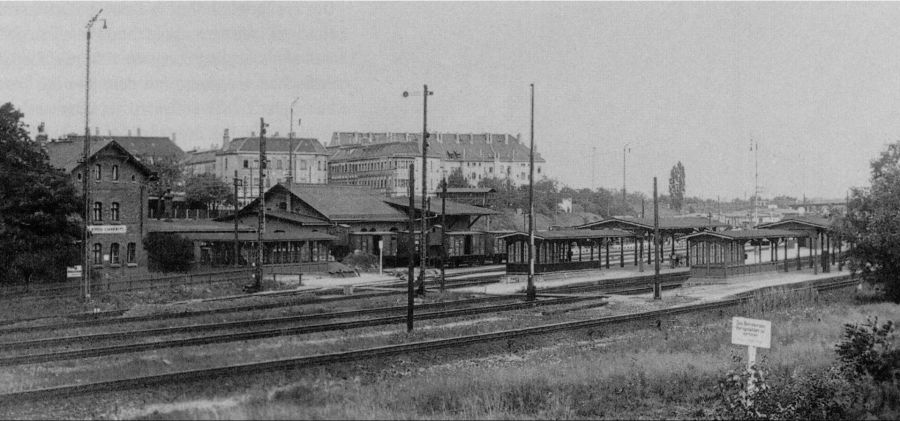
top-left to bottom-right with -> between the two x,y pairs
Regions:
682,229 -> 808,278
499,229 -> 634,274
756,216 -> 842,273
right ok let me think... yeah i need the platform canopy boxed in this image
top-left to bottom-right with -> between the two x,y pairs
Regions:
755,216 -> 837,232
681,228 -> 804,242
498,228 -> 634,242
574,216 -> 729,236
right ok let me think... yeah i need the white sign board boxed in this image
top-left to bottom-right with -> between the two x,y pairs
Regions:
732,317 -> 772,349
66,265 -> 82,278
88,225 -> 127,234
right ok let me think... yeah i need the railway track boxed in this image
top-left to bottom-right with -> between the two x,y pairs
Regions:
0,274 -> 857,403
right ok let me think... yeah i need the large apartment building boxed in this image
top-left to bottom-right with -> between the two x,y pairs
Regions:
184,130 -> 330,205
328,132 -> 545,196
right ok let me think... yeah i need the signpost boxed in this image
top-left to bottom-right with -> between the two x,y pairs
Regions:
732,316 -> 772,369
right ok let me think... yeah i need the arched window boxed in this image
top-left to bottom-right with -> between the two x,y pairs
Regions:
111,165 -> 119,181
92,243 -> 102,265
93,202 -> 102,221
110,243 -> 120,264
94,164 -> 102,181
126,243 -> 136,264
111,202 -> 120,221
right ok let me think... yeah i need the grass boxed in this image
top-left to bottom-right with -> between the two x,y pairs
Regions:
121,285 -> 900,420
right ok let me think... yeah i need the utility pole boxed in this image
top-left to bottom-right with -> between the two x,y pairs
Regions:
406,164 -> 415,332
253,117 -> 268,292
81,9 -> 106,300
288,98 -> 299,186
403,85 -> 434,295
653,177 -> 661,300
526,83 -> 537,302
233,170 -> 241,267
622,143 -> 631,210
440,178 -> 447,293
752,138 -> 759,227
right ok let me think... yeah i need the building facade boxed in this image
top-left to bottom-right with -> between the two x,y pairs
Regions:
328,141 -> 443,197
184,130 -> 329,206
328,132 -> 546,196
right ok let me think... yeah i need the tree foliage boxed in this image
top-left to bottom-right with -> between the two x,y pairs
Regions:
0,103 -> 81,284
668,161 -> 686,211
444,167 -> 469,189
184,173 -> 234,211
143,232 -> 194,272
842,141 -> 900,302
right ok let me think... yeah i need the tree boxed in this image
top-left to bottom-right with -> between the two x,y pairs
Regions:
842,141 -> 900,302
184,173 -> 234,211
143,232 -> 194,272
668,161 -> 686,211
146,158 -> 184,216
444,167 -> 469,188
0,103 -> 81,285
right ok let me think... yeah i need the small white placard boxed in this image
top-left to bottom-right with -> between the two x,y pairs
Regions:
88,225 -> 127,234
66,265 -> 82,278
732,317 -> 772,349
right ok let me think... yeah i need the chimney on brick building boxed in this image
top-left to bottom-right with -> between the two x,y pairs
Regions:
172,132 -> 176,142
35,122 -> 48,149
128,129 -> 132,137
251,131 -> 256,137
137,127 -> 141,137
222,129 -> 230,149
95,127 -> 99,136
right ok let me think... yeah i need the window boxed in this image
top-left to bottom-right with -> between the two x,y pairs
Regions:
77,172 -> 83,181
126,243 -> 136,264
279,202 -> 287,211
95,164 -> 102,181
131,174 -> 136,182
111,165 -> 119,181
110,243 -> 120,265
276,159 -> 283,170
318,160 -> 323,171
111,202 -> 120,221
93,202 -> 102,221
300,160 -> 307,170
92,243 -> 102,265
243,160 -> 249,168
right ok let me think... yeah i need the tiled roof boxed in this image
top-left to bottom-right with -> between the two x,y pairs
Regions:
215,208 -> 332,226
575,216 -> 730,231
499,229 -> 635,241
384,196 -> 499,216
328,141 -> 441,161
329,132 -> 545,163
682,229 -> 804,241
183,149 -> 217,165
46,140 -> 153,175
225,137 -> 327,155
57,135 -> 185,161
147,219 -> 256,233
283,183 -> 407,222
756,216 -> 836,230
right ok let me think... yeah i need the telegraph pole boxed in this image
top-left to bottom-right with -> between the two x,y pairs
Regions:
403,85 -> 434,295
233,170 -> 241,267
81,9 -> 105,300
622,143 -> 630,209
440,178 -> 447,293
653,177 -> 661,300
406,164 -> 415,332
253,117 -> 268,292
288,97 -> 299,186
526,83 -> 537,302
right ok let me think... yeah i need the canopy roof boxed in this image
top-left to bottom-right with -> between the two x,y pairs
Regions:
574,216 -> 730,232
499,229 -> 634,242
682,229 -> 804,242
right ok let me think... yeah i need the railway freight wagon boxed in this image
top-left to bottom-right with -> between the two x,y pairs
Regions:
348,231 -> 399,266
485,230 -> 514,264
426,231 -> 491,267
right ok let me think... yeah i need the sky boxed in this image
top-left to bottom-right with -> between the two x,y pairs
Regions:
3,1 -> 900,201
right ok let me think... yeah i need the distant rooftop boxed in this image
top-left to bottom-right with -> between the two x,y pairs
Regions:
330,131 -> 545,163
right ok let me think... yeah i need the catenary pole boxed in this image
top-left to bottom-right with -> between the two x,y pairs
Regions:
254,118 -> 268,291
526,83 -> 536,301
407,164 -> 415,332
653,177 -> 661,300
440,178 -> 447,293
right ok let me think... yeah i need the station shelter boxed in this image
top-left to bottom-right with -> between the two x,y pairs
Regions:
573,217 -> 730,268
681,229 -> 814,278
756,216 -> 844,273
499,229 -> 634,274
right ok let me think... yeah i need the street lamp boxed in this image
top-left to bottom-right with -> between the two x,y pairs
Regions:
622,143 -> 631,212
402,85 -> 433,295
81,9 -> 106,300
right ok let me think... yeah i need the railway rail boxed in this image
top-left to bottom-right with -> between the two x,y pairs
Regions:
0,274 -> 857,403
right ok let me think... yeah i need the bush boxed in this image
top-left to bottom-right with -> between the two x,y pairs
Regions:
836,317 -> 900,382
341,251 -> 377,272
143,232 -> 194,273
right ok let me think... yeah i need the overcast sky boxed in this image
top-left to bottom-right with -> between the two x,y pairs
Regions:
3,1 -> 899,201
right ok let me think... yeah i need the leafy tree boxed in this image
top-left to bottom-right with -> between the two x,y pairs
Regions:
143,232 -> 194,272
0,103 -> 81,285
444,167 -> 469,188
668,161 -> 686,211
842,141 -> 900,302
184,173 -> 234,211
146,158 -> 184,216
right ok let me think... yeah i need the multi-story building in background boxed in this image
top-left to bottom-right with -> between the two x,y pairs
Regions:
184,130 -> 330,205
328,132 -> 545,196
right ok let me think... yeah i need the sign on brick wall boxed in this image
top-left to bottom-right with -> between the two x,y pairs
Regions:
87,225 -> 127,234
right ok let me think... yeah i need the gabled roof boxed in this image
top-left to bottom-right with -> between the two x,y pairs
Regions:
574,216 -> 730,231
328,141 -> 442,161
329,132 -> 545,163
682,229 -> 804,242
147,219 -> 256,233
225,137 -> 327,155
384,196 -> 499,216
499,229 -> 635,242
47,140 -> 153,176
54,135 -> 184,161
282,183 -> 407,222
756,216 -> 836,230
215,208 -> 332,226
183,149 -> 217,165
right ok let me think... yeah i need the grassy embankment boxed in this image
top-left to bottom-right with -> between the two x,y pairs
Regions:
128,286 -> 900,420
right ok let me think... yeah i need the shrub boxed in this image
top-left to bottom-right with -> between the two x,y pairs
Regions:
341,251 -> 377,272
836,317 -> 900,382
143,232 -> 194,273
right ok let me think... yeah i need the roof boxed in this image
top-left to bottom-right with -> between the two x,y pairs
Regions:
756,216 -> 837,230
384,196 -> 499,216
574,216 -> 730,231
329,132 -> 545,163
215,208 -> 332,226
499,229 -> 635,242
224,137 -> 327,155
283,184 -> 408,222
682,229 -> 804,242
183,149 -> 217,165
328,141 -> 441,162
47,140 -> 153,175
54,135 -> 185,161
147,219 -> 256,233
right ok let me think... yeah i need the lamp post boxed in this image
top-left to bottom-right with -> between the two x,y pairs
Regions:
402,85 -> 433,295
81,9 -> 106,300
